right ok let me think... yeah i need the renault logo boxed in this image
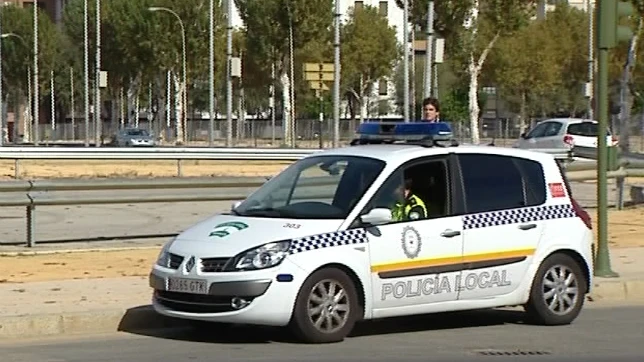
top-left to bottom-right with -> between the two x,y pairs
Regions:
185,256 -> 196,273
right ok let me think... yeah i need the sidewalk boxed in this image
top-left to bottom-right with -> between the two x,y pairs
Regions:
0,245 -> 642,340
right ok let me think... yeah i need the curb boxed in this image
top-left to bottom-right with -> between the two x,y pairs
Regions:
0,281 -> 642,340
0,246 -> 161,257
590,278 -> 644,302
0,305 -> 188,340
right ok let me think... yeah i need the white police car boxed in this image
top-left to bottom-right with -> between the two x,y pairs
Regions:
149,121 -> 593,344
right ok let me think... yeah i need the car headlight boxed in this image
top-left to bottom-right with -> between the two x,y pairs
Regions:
227,241 -> 291,271
156,238 -> 175,267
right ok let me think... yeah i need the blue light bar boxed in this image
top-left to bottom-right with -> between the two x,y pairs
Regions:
354,121 -> 453,142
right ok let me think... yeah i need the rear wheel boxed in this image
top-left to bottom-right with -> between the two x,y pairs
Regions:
524,253 -> 587,325
289,268 -> 361,344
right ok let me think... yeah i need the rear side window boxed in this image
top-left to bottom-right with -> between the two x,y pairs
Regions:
567,122 -> 610,136
458,154 -> 546,214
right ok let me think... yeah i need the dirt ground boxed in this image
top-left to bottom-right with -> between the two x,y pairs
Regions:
0,159 -> 291,180
1,206 -> 643,284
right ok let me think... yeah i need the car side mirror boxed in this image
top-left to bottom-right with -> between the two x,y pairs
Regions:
360,208 -> 392,226
231,201 -> 242,211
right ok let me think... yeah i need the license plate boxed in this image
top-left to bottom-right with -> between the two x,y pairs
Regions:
167,277 -> 209,294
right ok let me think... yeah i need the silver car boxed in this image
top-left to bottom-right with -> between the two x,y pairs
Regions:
113,128 -> 156,147
514,118 -> 617,153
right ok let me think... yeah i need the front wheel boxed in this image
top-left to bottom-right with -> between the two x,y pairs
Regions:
289,268 -> 361,344
524,253 -> 587,325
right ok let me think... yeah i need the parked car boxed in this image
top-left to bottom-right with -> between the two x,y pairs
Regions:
514,118 -> 617,152
149,121 -> 593,343
112,128 -> 156,147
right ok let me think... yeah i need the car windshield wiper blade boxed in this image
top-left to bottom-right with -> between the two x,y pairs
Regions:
242,207 -> 286,217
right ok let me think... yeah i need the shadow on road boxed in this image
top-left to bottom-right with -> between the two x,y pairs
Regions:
118,305 -> 529,345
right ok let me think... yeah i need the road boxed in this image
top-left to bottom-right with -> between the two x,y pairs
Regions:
1,305 -> 643,361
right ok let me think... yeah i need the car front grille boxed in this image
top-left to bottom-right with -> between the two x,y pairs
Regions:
200,257 -> 230,273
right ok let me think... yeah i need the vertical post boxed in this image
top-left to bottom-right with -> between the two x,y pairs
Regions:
208,0 -> 215,147
270,61 -> 276,144
423,0 -> 434,99
50,70 -> 55,132
595,47 -> 617,277
166,70 -> 171,138
333,0 -> 340,148
317,89 -> 323,149
226,0 -> 233,147
587,0 -> 594,119
14,159 -> 19,179
26,205 -> 35,247
84,0 -> 90,147
33,1 -> 39,145
288,22 -> 295,148
0,13 -> 4,147
95,0 -> 102,147
177,159 -> 182,177
402,0 -> 410,122
70,67 -> 75,140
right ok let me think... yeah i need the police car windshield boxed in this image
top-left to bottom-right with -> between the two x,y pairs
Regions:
233,155 -> 386,219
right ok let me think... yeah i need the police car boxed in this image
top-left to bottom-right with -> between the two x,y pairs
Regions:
149,121 -> 593,344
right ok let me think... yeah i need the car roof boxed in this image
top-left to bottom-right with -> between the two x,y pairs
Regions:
540,118 -> 597,125
307,143 -> 556,165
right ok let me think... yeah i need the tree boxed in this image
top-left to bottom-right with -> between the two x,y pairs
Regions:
234,0 -> 333,144
488,5 -> 590,124
340,4 -> 399,121
0,4 -> 64,141
62,0 -> 226,128
455,0 -> 535,143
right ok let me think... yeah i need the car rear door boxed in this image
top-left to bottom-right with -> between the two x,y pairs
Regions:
454,153 -> 547,301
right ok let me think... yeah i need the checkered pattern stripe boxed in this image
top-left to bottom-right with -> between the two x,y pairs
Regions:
462,204 -> 576,230
289,228 -> 368,255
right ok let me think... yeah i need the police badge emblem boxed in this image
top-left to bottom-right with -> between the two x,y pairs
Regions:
401,226 -> 422,259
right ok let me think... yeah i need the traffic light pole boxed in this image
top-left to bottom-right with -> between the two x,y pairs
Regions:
594,46 -> 617,277
593,0 -> 633,277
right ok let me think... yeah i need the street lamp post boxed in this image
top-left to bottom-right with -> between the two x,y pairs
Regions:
95,0 -> 102,147
208,0 -> 215,147
0,19 -> 4,147
84,0 -> 89,146
33,0 -> 39,145
148,6 -> 186,144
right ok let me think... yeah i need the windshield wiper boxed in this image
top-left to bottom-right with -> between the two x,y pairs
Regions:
241,207 -> 289,217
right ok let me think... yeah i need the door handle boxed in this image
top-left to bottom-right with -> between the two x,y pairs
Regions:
440,229 -> 461,238
518,223 -> 537,230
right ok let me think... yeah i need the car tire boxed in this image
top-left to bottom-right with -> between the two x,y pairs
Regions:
289,267 -> 361,344
524,253 -> 587,325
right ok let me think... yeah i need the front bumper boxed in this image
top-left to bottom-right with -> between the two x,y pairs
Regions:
149,259 -> 305,326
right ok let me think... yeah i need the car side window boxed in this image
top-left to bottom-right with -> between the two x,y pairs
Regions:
458,154 -> 545,214
360,156 -> 452,225
525,122 -> 549,139
543,122 -> 562,137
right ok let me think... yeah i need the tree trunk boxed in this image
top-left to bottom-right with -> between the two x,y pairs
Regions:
468,33 -> 500,144
172,73 -> 184,144
279,68 -> 292,146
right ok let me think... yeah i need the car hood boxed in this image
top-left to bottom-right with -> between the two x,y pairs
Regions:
168,213 -> 344,257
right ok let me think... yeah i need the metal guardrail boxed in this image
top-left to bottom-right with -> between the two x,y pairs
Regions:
6,149 -> 644,248
0,146 -> 574,178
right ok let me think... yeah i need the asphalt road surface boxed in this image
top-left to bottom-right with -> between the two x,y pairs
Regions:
1,305 -> 643,362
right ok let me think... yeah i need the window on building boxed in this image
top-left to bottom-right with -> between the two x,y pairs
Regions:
379,1 -> 388,16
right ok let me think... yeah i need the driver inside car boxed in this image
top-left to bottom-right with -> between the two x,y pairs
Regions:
391,177 -> 428,222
